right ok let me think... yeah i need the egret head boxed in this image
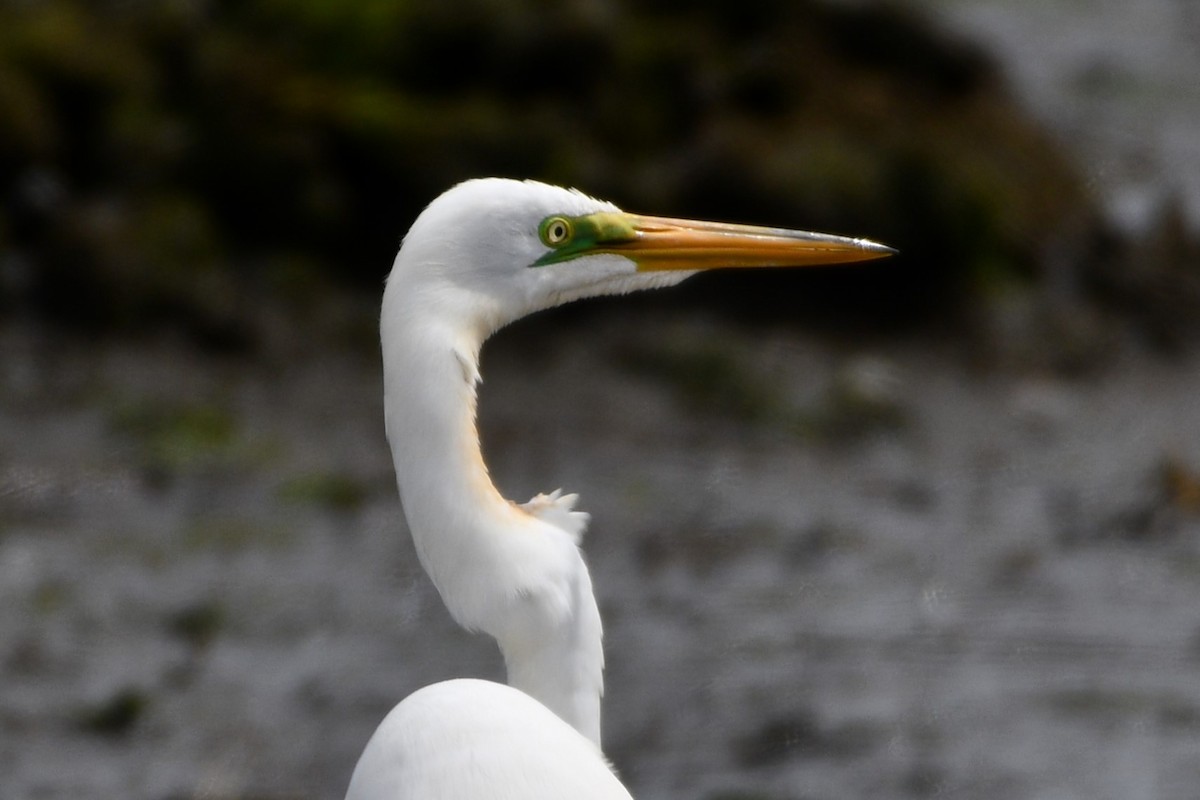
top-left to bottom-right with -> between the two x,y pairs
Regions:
388,177 -> 894,335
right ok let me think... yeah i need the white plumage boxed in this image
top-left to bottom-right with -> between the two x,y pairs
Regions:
379,181 -> 636,745
350,178 -> 893,798
345,679 -> 633,800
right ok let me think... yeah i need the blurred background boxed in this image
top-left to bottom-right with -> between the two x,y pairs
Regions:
1,0 -> 1198,798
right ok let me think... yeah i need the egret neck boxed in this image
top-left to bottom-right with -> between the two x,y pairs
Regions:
381,274 -> 605,747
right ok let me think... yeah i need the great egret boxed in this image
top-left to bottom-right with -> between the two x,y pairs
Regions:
350,178 -> 893,797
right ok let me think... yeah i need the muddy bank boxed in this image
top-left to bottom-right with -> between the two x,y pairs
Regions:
2,314 -> 1198,800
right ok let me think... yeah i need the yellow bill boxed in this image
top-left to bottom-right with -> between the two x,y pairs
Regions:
534,211 -> 896,270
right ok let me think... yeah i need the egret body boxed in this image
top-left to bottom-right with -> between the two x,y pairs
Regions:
345,679 -> 633,800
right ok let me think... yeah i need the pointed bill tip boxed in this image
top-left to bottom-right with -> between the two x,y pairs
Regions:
857,238 -> 899,257
611,214 -> 898,272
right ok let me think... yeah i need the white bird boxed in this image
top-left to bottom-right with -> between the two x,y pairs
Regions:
349,178 -> 893,798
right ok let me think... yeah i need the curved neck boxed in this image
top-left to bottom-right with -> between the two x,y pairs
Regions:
381,289 -> 604,747
381,310 -> 502,585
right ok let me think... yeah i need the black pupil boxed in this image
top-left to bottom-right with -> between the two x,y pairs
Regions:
553,223 -> 565,240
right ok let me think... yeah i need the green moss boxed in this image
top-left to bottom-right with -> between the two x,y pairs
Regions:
167,602 -> 224,649
108,399 -> 242,475
792,378 -> 910,444
31,579 -> 69,614
733,711 -> 877,767
182,517 -> 293,553
78,687 -> 148,737
617,337 -> 912,443
616,338 -> 785,425
1048,688 -> 1200,729
277,472 -> 369,512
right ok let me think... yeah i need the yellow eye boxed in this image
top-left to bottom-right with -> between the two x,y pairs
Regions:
540,217 -> 572,246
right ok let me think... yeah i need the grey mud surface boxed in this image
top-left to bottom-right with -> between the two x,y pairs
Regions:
2,312 -> 1199,800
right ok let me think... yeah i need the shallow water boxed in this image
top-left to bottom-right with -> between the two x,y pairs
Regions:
3,314 -> 1198,799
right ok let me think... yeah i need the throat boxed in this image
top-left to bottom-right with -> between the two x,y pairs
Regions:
382,332 -> 507,572
381,319 -> 606,747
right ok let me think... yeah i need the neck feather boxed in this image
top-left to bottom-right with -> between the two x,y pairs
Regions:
381,293 -> 604,746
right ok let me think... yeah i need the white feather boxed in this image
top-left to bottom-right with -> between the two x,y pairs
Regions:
345,680 -> 633,800
380,178 -> 689,748
355,177 -> 891,799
